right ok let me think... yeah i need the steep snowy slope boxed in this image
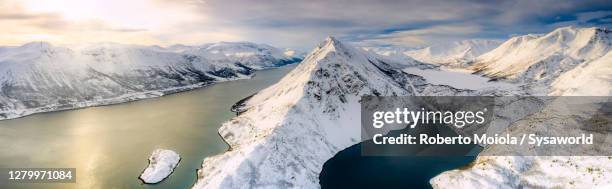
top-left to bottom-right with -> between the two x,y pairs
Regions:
471,26 -> 611,84
0,42 -> 302,120
404,39 -> 502,66
550,51 -> 612,96
192,37 -> 478,189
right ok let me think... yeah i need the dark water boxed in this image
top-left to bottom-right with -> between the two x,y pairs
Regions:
319,144 -> 477,189
319,125 -> 480,189
0,64 -> 297,189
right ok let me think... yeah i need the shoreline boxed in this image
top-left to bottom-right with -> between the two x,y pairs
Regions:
0,64 -> 301,122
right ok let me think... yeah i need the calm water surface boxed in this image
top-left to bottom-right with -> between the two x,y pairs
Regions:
0,64 -> 297,189
320,126 -> 480,189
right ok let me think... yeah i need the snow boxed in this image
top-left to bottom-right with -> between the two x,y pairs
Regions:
192,26 -> 611,189
402,67 -> 519,91
550,51 -> 612,96
431,97 -> 612,188
192,37 -> 480,189
431,156 -> 612,189
0,41 -> 302,120
404,39 -> 502,66
472,26 -> 611,84
430,27 -> 612,189
184,41 -> 303,69
139,149 -> 181,184
3,26 -> 609,188
365,39 -> 501,66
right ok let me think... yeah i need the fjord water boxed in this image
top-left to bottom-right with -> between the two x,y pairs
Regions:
0,64 -> 297,189
319,144 -> 477,189
319,126 -> 480,189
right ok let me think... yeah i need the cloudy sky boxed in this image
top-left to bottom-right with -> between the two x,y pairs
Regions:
1,0 -> 611,50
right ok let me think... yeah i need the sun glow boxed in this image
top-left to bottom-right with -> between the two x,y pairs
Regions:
0,0 -> 243,46
21,0 -> 97,21
20,0 -> 202,30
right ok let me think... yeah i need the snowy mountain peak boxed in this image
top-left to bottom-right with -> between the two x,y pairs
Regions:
192,37 -> 474,189
472,26 -> 611,85
303,36 -> 385,73
317,36 -> 344,52
324,36 -> 339,43
242,36 -> 404,110
193,37 -> 413,188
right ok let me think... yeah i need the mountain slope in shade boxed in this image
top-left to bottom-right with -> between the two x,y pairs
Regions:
191,37 -> 481,189
0,42 -> 301,120
404,39 -> 502,66
471,26 -> 611,84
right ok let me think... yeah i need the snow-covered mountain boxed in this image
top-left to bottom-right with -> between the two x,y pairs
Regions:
471,26 -> 611,85
431,78 -> 612,189
362,46 -> 432,69
193,27 -> 611,189
191,37 -> 483,189
431,98 -> 612,189
404,39 -> 502,66
430,27 -> 612,189
183,42 -> 303,69
0,41 -> 302,120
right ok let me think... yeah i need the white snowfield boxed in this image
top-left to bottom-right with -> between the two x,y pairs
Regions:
0,41 -> 302,120
140,149 -> 181,184
194,26 -> 611,189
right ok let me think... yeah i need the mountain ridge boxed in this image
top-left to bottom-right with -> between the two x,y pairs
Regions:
471,26 -> 611,85
192,36 -> 482,189
0,41 -> 302,120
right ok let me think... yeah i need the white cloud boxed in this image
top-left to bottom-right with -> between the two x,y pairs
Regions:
360,24 -> 483,47
1,0 -> 610,50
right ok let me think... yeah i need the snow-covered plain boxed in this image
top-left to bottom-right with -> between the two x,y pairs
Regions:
0,41 -> 302,120
139,149 -> 181,184
402,67 -> 519,91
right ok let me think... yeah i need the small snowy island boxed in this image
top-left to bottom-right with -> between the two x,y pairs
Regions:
139,149 -> 181,184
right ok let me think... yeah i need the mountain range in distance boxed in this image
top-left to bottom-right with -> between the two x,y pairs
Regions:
0,41 -> 303,120
0,25 -> 610,188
